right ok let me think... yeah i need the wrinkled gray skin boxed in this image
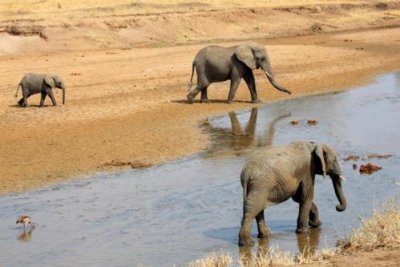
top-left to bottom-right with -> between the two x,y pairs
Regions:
15,74 -> 66,107
187,43 -> 291,104
238,141 -> 347,246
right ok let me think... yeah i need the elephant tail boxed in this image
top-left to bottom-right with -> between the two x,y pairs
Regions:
187,61 -> 196,91
240,168 -> 250,204
15,83 -> 21,98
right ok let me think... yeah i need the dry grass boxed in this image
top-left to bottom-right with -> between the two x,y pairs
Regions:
189,252 -> 233,267
344,199 -> 400,251
188,200 -> 400,266
1,0 -> 398,20
188,246 -> 338,267
239,247 -> 337,266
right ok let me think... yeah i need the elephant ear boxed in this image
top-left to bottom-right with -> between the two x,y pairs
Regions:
235,45 -> 257,70
44,75 -> 55,88
315,144 -> 327,177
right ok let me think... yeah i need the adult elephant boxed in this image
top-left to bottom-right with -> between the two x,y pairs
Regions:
238,141 -> 347,246
15,74 -> 66,107
186,43 -> 291,104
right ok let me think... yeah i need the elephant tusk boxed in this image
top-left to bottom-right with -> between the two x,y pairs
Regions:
339,175 -> 346,181
265,71 -> 275,78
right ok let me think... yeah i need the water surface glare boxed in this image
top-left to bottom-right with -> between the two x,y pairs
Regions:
1,73 -> 400,266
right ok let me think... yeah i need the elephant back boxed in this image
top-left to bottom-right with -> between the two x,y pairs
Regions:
245,145 -> 304,177
21,74 -> 47,93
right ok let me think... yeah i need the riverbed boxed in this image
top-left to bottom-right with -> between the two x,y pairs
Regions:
0,73 -> 399,266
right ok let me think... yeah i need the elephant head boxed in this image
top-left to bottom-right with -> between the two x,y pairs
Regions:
314,144 -> 347,212
45,75 -> 65,104
235,44 -> 291,95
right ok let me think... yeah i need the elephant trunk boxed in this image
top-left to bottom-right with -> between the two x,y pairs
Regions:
263,63 -> 291,95
332,176 -> 347,212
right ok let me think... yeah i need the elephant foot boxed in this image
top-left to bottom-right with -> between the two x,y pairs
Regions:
200,98 -> 209,103
227,100 -> 234,104
308,220 -> 322,228
251,99 -> 259,104
295,227 -> 310,234
186,94 -> 194,104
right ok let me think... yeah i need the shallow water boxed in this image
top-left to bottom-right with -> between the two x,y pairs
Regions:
1,73 -> 399,266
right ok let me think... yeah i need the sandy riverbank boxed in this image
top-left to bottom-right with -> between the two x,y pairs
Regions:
1,1 -> 400,194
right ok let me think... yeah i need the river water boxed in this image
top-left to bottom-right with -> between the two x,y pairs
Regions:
0,73 -> 399,266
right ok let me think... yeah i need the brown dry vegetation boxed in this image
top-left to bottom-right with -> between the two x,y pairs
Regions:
190,200 -> 400,267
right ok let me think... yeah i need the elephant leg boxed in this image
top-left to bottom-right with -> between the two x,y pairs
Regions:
187,84 -> 203,104
45,88 -> 57,106
239,215 -> 255,246
239,198 -> 266,246
39,91 -> 47,107
18,97 -> 25,107
243,71 -> 258,103
200,87 -> 209,103
255,210 -> 268,238
227,77 -> 241,104
308,202 -> 321,228
296,200 -> 313,234
19,92 -> 31,107
19,87 -> 30,107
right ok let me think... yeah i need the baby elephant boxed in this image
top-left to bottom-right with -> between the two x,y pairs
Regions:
15,74 -> 66,107
238,141 -> 347,246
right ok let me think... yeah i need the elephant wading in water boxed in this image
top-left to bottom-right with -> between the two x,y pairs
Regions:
15,74 -> 66,107
238,141 -> 347,246
187,43 -> 291,104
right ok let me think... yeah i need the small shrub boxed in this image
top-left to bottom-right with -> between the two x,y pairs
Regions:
310,23 -> 322,33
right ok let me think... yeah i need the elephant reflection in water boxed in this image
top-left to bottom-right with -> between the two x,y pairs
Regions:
17,225 -> 35,242
239,237 -> 269,265
202,107 -> 290,157
296,228 -> 321,258
239,228 -> 321,264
